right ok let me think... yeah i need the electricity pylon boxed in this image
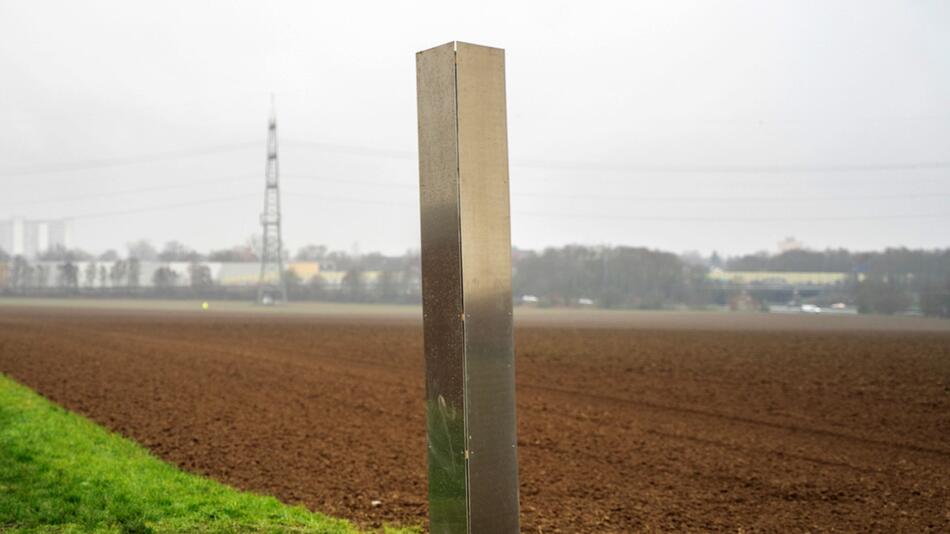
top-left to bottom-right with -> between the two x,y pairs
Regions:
257,97 -> 287,304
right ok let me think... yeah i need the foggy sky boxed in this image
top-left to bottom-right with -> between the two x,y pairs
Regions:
1,0 -> 948,257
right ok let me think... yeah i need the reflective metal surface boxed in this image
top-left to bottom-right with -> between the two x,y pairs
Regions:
417,41 -> 468,533
417,41 -> 519,534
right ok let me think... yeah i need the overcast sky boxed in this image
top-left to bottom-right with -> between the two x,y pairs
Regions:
1,0 -> 947,257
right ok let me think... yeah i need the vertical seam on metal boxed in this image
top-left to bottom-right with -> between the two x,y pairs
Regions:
452,42 -> 472,534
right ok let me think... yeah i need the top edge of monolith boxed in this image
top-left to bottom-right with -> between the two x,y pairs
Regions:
416,41 -> 504,57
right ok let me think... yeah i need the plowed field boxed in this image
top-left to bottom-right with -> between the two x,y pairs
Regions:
1,305 -> 948,532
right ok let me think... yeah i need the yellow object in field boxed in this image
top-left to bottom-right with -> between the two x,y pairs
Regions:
201,302 -> 209,310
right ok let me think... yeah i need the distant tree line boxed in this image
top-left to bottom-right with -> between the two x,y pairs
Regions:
722,248 -> 950,316
1,241 -> 948,317
513,245 -> 709,309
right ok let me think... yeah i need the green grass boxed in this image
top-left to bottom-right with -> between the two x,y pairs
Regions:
0,373 -> 417,534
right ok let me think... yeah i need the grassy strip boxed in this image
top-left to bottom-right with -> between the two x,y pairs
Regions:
0,373 -> 416,533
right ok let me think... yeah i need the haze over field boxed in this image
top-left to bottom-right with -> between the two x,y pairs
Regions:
1,0 -> 948,256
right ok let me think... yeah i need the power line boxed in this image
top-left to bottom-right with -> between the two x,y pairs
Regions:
8,167 -> 948,208
282,138 -> 415,159
0,142 -> 259,178
282,137 -> 950,174
285,175 -> 950,203
512,158 -> 950,174
516,211 -> 950,223
40,188 -> 947,225
283,191 -> 415,208
4,137 -> 949,179
286,190 -> 947,224
0,174 -> 257,208
283,173 -> 414,189
62,193 -> 259,221
510,190 -> 950,203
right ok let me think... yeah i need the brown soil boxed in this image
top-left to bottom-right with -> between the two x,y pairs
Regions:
1,306 -> 948,532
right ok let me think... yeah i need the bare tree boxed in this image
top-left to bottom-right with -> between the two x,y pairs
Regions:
127,240 -> 158,261
295,244 -> 328,261
284,268 -> 303,298
35,264 -> 50,289
159,241 -> 200,262
377,270 -> 401,302
11,256 -> 31,289
342,268 -> 364,301
57,262 -> 79,292
40,245 -> 92,262
110,261 -> 128,288
152,266 -> 179,293
208,246 -> 257,262
127,258 -> 141,288
309,274 -> 327,299
188,262 -> 214,289
84,262 -> 97,288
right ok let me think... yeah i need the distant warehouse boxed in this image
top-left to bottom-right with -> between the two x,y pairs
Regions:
0,259 -> 396,292
707,269 -> 853,288
706,268 -> 859,307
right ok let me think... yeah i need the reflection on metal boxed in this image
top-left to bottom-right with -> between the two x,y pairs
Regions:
416,42 -> 519,534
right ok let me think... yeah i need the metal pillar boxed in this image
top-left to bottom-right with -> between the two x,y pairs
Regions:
416,42 -> 519,534
257,97 -> 287,304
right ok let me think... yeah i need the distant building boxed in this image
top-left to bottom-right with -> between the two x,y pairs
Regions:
777,236 -> 804,253
0,218 -> 71,258
707,268 -> 857,307
708,269 -> 851,287
0,258 -> 420,293
1,260 -> 323,289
